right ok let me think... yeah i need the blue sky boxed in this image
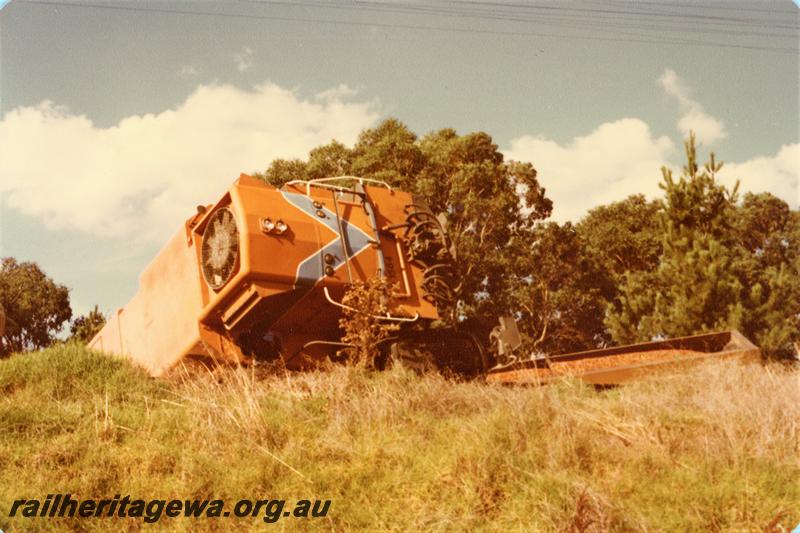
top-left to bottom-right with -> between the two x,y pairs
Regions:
0,0 -> 798,318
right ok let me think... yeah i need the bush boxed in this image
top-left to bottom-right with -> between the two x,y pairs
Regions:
337,276 -> 402,368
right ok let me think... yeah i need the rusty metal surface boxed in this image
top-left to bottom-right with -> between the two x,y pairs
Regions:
486,330 -> 760,386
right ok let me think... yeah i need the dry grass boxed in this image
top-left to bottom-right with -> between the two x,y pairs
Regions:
0,343 -> 798,531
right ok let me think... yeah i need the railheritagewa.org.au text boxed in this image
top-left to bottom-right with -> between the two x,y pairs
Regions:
7,494 -> 330,523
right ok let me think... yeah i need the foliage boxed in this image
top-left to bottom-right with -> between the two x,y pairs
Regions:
0,257 -> 71,356
509,222 -> 608,354
576,194 -> 661,288
732,193 -> 800,357
69,305 -> 106,344
606,134 -> 799,357
338,275 -> 401,368
566,195 -> 662,350
608,134 -> 743,342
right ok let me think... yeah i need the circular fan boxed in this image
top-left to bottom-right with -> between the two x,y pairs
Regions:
201,207 -> 239,290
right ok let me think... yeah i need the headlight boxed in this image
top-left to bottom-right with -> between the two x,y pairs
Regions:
260,218 -> 275,233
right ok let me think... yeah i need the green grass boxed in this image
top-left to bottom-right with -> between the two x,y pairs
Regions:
1,343 -> 798,531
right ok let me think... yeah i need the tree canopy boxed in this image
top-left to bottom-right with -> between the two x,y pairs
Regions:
69,305 -> 106,344
606,134 -> 799,357
262,119 -> 553,328
508,221 -> 608,355
0,257 -> 72,356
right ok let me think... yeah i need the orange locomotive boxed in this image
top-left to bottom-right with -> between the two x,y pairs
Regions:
90,174 -> 485,376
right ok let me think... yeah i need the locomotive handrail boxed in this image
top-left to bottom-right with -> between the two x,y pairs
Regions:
323,286 -> 419,323
303,340 -> 354,350
286,176 -> 393,196
281,340 -> 355,368
330,192 -> 354,284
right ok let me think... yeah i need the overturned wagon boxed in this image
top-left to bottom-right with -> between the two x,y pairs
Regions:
487,330 -> 759,386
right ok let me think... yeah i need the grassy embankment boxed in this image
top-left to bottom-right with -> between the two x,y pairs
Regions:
0,343 -> 798,532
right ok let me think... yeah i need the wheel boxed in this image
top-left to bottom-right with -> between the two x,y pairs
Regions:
382,330 -> 488,379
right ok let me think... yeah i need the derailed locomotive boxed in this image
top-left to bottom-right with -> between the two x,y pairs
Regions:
90,174 -> 487,376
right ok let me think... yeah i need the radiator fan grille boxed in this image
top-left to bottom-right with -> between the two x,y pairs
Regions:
201,207 -> 239,290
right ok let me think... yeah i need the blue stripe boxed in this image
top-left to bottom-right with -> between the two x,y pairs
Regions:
280,191 -> 373,286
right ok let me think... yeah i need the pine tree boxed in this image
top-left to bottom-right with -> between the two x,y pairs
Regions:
69,305 -> 106,344
607,133 -> 744,342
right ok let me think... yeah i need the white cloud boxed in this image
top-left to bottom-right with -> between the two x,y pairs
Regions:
507,116 -> 797,222
316,84 -> 359,102
177,64 -> 199,78
720,143 -> 799,209
676,109 -> 727,147
0,82 -> 378,242
659,68 -> 727,145
233,46 -> 253,72
505,119 -> 675,222
658,68 -> 692,108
